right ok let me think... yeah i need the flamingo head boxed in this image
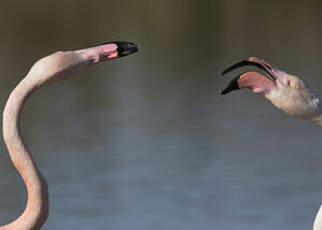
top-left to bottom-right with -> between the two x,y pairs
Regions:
27,41 -> 138,84
220,57 -> 320,120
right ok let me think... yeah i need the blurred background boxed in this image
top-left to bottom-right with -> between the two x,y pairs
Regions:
0,0 -> 321,229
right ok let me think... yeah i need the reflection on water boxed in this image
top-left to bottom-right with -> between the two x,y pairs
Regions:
0,1 -> 322,230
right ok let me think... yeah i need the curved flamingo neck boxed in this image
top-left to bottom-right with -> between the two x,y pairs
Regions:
0,42 -> 136,230
1,76 -> 49,230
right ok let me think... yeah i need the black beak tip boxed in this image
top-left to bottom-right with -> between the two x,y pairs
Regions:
220,76 -> 240,95
114,41 -> 138,57
220,87 -> 234,95
220,90 -> 227,95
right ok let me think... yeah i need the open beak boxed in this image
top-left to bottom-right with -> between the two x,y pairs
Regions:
220,57 -> 277,95
221,57 -> 276,80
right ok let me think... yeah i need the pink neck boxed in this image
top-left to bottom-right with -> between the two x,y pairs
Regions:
1,77 -> 49,230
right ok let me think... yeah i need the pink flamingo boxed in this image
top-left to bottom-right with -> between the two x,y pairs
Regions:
221,57 -> 322,126
0,41 -> 137,230
221,57 -> 322,229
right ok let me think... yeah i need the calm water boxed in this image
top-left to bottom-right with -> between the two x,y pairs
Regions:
0,1 -> 322,229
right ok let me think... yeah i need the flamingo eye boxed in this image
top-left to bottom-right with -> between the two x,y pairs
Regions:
289,80 -> 300,88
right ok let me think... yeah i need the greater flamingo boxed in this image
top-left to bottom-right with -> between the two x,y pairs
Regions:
221,57 -> 322,229
0,41 -> 138,230
221,57 -> 322,126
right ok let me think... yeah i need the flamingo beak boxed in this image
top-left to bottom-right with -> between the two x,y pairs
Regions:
220,57 -> 278,95
220,57 -> 281,95
221,57 -> 277,81
94,41 -> 138,58
76,41 -> 138,64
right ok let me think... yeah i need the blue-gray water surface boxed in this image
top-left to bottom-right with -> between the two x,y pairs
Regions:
0,1 -> 321,229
